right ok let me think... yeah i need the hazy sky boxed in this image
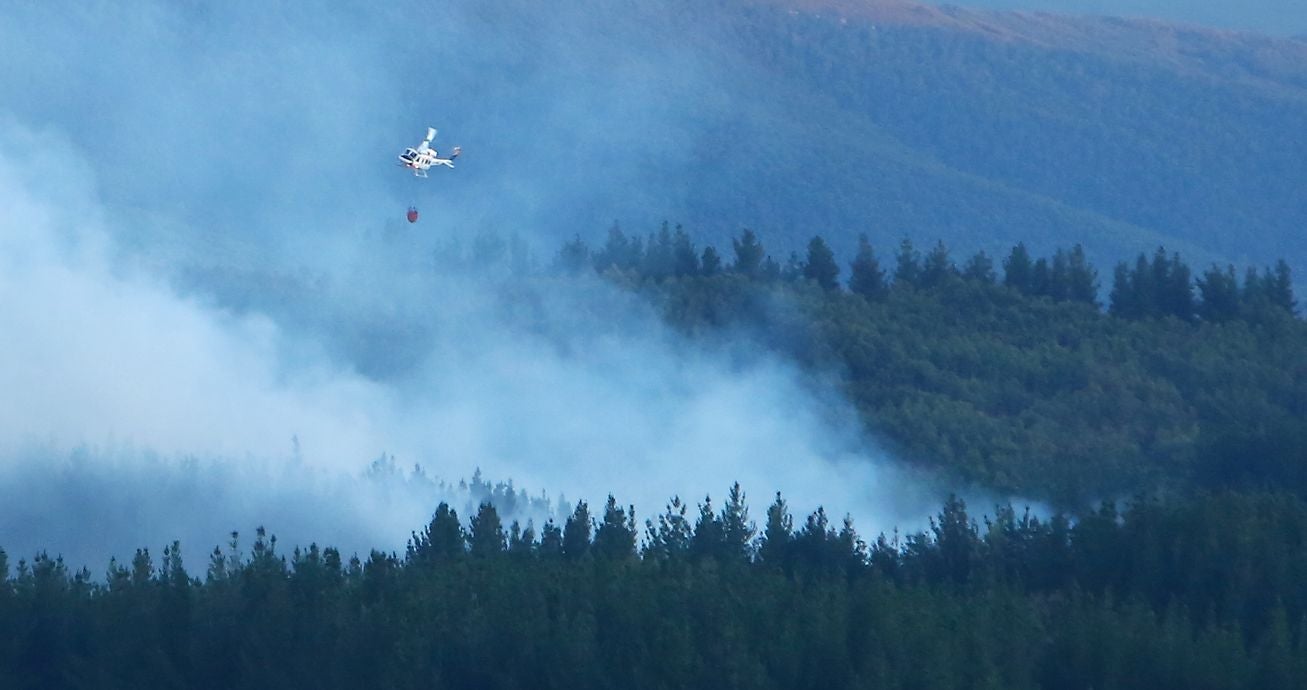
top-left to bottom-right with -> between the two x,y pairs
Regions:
933,0 -> 1307,35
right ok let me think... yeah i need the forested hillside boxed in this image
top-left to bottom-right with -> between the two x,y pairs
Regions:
453,0 -> 1307,286
5,226 -> 1305,687
6,489 -> 1307,689
543,225 -> 1305,503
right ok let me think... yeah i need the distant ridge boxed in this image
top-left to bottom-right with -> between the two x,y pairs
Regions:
747,0 -> 1307,97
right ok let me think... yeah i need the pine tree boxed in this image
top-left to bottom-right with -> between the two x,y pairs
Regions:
1003,243 -> 1034,294
554,235 -> 591,275
700,246 -> 723,277
1030,258 -> 1051,298
563,501 -> 592,560
642,223 -> 676,280
1197,264 -> 1241,322
1160,251 -> 1195,321
731,229 -> 765,277
757,492 -> 794,570
594,222 -> 642,272
539,519 -> 564,558
849,234 -> 888,300
593,495 -> 637,560
1109,261 -> 1135,318
803,236 -> 840,290
894,237 -> 921,288
408,503 -> 464,564
671,226 -> 700,277
1066,244 -> 1099,306
1266,260 -> 1297,315
720,483 -> 756,562
508,520 -> 536,556
1048,250 -> 1070,301
962,251 -> 996,284
468,502 -> 506,557
645,497 -> 693,562
932,495 -> 978,585
920,240 -> 956,289
689,496 -> 725,561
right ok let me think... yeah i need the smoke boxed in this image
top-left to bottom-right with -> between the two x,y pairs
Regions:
0,1 -> 998,572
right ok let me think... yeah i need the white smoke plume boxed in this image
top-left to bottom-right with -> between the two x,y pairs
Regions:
0,1 -> 995,571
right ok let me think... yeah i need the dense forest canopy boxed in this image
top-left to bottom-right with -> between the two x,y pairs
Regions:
536,225 -> 1306,504
6,488 -> 1307,689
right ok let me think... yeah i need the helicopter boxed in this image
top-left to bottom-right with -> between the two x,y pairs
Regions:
398,127 -> 461,177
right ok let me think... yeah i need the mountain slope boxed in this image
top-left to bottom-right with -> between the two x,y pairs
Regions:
644,0 -> 1307,278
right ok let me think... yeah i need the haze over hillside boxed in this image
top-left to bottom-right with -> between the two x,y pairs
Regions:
1,0 -> 1304,565
927,0 -> 1307,36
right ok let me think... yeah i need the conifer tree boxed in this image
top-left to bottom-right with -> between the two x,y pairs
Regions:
731,229 -> 765,277
539,519 -> 563,558
562,501 -> 592,561
962,251 -> 996,284
690,496 -> 725,561
720,483 -> 756,562
593,495 -> 637,560
757,492 -> 794,569
700,246 -> 722,277
894,237 -> 921,288
554,235 -> 591,275
408,503 -> 465,564
1003,243 -> 1034,294
1066,244 -> 1099,306
848,234 -> 888,300
1048,250 -> 1071,301
468,502 -> 506,557
1030,258 -> 1051,298
645,497 -> 693,562
920,240 -> 956,289
803,236 -> 840,290
508,521 -> 536,557
1267,260 -> 1297,314
594,223 -> 641,272
671,226 -> 700,277
1197,264 -> 1241,322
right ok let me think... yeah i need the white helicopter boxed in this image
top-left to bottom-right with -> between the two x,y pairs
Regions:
398,127 -> 461,177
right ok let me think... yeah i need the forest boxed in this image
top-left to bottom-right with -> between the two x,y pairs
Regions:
4,226 -> 1305,688
547,225 -> 1306,503
5,489 -> 1307,689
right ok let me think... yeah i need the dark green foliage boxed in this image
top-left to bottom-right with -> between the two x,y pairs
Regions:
563,501 -> 592,560
700,245 -> 722,276
6,489 -> 1307,688
644,496 -> 693,562
541,228 -> 1305,503
593,496 -> 637,560
731,228 -> 765,277
408,503 -> 464,564
962,250 -> 996,285
920,240 -> 957,289
1003,242 -> 1034,294
893,237 -> 921,288
468,502 -> 506,557
1198,264 -> 1241,322
802,236 -> 840,290
848,234 -> 888,300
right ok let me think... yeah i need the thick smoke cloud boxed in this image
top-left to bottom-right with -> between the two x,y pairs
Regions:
0,1 -> 996,571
